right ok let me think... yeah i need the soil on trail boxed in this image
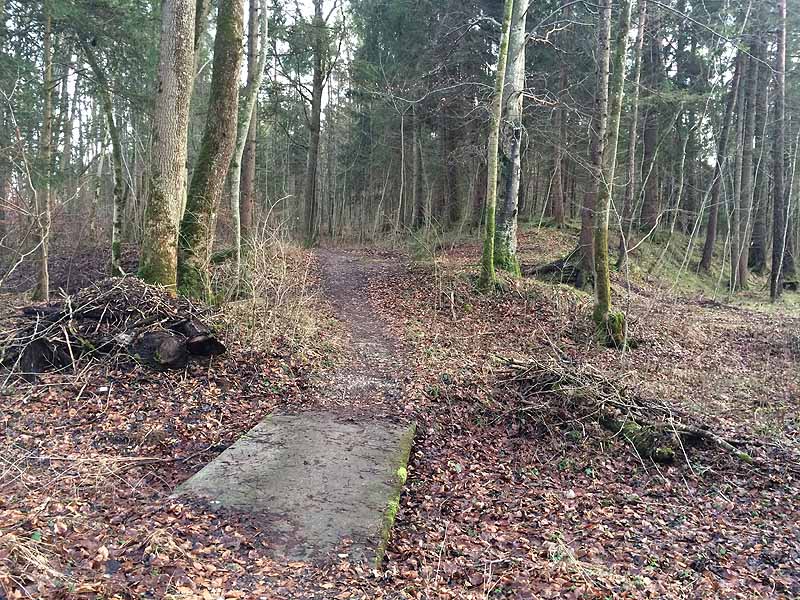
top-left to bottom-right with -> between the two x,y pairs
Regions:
313,248 -> 408,413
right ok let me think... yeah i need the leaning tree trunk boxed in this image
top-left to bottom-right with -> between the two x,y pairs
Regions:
229,0 -> 268,279
32,3 -> 53,302
771,0 -> 788,301
303,0 -> 324,248
616,0 -> 647,268
593,0 -> 632,347
479,0 -> 514,289
700,52 -> 742,273
493,0 -> 528,276
177,0 -> 243,299
80,41 -> 127,276
139,0 -> 196,291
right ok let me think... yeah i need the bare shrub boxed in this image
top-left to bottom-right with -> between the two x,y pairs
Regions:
213,223 -> 318,349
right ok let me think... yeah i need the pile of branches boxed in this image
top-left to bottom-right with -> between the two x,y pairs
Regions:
1,278 -> 225,379
498,356 -> 754,464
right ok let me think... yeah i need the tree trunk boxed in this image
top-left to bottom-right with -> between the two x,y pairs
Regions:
729,57 -> 748,293
593,0 -> 632,347
303,0 -> 324,247
479,0 -> 514,289
80,41 -> 127,276
771,0 -> 788,300
748,43 -> 771,274
639,12 -> 661,232
548,0 -> 570,228
700,52 -> 741,272
734,43 -> 761,290
139,0 -> 196,291
239,0 -> 260,241
178,0 -> 244,299
616,0 -> 647,268
412,113 -> 425,229
493,0 -> 527,275
229,0 -> 267,278
32,3 -> 53,302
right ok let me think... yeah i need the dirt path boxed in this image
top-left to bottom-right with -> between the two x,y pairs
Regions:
175,249 -> 416,563
315,248 -> 408,412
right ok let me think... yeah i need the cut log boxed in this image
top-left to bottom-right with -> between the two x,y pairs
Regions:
130,331 -> 189,370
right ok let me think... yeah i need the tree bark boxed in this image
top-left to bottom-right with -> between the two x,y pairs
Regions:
493,0 -> 527,275
229,0 -> 267,278
700,52 -> 741,273
748,42 -> 771,274
479,0 -> 514,289
239,0 -> 260,242
139,0 -> 196,291
80,40 -> 127,276
639,11 -> 661,232
178,0 -> 244,299
616,0 -> 647,268
32,3 -> 53,301
303,0 -> 325,247
593,0 -> 632,347
771,0 -> 788,300
733,43 -> 760,291
548,0 -> 570,228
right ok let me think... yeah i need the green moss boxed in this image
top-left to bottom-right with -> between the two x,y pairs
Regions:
375,422 -> 416,569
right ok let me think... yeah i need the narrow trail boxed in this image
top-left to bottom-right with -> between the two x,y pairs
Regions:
314,248 -> 408,413
177,249 -> 416,563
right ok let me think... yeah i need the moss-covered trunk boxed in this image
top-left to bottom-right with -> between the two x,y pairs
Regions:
479,0 -> 514,290
140,0 -> 196,291
177,0 -> 244,299
229,0 -> 268,280
593,0 -> 632,347
493,0 -> 527,276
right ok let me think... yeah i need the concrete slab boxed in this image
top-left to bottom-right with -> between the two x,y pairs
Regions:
175,412 -> 415,564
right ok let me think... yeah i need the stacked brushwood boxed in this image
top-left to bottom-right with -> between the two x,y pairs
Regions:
0,278 -> 226,378
499,356 -> 755,464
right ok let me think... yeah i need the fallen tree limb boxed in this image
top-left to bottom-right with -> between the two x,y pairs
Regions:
498,356 -> 756,465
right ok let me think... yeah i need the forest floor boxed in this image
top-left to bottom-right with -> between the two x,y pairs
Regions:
1,226 -> 800,599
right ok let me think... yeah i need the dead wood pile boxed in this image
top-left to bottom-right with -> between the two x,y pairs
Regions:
0,278 -> 225,378
498,356 -> 754,464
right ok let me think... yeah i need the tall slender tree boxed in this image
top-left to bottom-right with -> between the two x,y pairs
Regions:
771,0 -> 788,301
616,0 -> 647,268
479,0 -> 514,289
32,1 -> 53,301
303,0 -> 325,247
493,0 -> 528,276
230,0 -> 268,277
593,0 -> 632,346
